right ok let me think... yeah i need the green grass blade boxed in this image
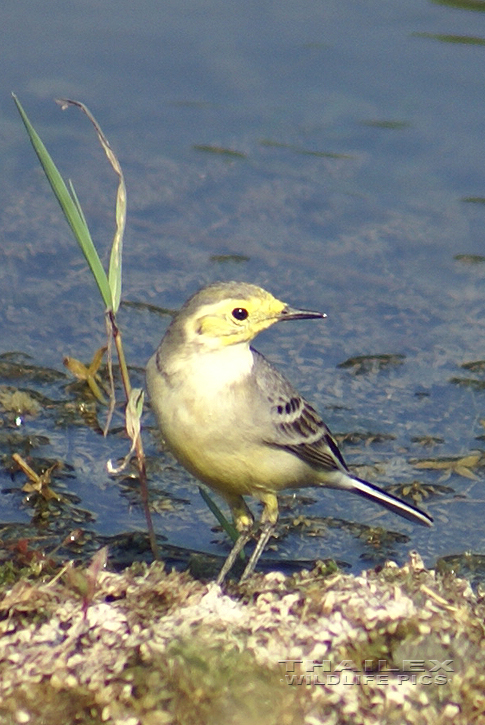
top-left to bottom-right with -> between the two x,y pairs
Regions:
108,176 -> 126,314
68,180 -> 89,227
198,486 -> 242,548
56,98 -> 125,314
12,94 -> 112,310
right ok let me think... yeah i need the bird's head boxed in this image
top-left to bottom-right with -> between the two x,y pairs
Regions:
173,281 -> 326,349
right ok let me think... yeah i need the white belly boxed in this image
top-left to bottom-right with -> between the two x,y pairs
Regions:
146,346 -> 315,498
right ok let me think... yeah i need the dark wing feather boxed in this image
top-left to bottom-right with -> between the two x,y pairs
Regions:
252,350 -> 349,473
250,351 -> 433,527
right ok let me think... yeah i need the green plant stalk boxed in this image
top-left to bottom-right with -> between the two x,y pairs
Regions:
198,486 -> 244,560
109,311 -> 158,559
55,98 -> 126,314
12,94 -> 113,310
14,95 -> 158,560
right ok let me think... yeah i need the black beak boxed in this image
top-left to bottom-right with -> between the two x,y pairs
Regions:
279,305 -> 327,321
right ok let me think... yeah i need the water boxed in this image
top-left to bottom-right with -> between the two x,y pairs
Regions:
2,0 -> 485,577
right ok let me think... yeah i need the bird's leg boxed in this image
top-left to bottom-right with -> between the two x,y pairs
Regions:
216,528 -> 252,584
216,495 -> 254,585
239,493 -> 278,582
239,523 -> 275,582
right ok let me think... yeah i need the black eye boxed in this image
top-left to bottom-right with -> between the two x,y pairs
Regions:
232,307 -> 248,321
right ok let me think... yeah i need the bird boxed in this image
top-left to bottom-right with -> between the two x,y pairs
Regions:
146,281 -> 432,583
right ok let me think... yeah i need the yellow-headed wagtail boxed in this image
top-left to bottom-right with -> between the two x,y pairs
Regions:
146,281 -> 432,582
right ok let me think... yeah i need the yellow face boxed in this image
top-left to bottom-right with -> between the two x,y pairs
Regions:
186,290 -> 288,346
172,282 -> 325,350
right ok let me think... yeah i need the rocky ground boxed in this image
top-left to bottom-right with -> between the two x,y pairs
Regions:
0,551 -> 483,725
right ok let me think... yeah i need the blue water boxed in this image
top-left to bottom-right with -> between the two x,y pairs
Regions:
2,0 -> 485,575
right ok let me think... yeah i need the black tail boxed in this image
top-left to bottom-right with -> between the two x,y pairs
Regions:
351,476 -> 433,527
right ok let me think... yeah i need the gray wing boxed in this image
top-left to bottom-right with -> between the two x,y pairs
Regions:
252,350 -> 349,474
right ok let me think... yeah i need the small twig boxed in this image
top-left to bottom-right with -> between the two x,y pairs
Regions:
108,310 -> 159,560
